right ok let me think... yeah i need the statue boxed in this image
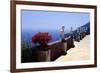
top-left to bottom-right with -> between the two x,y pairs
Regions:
60,26 -> 65,42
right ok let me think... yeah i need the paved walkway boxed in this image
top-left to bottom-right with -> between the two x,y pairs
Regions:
55,35 -> 90,62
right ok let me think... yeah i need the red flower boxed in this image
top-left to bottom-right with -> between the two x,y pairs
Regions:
32,32 -> 52,46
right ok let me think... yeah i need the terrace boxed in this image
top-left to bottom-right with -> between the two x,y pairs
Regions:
21,29 -> 88,63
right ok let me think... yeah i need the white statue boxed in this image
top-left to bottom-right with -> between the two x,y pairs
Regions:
60,26 -> 65,42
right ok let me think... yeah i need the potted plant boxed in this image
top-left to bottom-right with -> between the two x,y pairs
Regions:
32,32 -> 52,61
32,32 -> 52,47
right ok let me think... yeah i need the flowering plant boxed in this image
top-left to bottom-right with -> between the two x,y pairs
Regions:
32,32 -> 52,46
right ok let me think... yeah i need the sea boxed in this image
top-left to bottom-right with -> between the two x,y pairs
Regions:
21,30 -> 70,48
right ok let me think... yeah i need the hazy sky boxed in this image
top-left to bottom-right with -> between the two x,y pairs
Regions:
21,10 -> 90,32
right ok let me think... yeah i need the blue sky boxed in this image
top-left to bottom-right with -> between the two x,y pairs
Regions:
21,10 -> 90,32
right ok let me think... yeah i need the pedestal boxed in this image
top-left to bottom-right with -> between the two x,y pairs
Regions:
62,42 -> 67,55
37,49 -> 51,62
63,42 -> 67,52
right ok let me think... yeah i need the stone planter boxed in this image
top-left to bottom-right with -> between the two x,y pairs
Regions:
37,47 -> 51,62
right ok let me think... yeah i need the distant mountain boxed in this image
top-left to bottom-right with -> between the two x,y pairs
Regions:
84,22 -> 90,34
80,22 -> 90,34
74,22 -> 90,34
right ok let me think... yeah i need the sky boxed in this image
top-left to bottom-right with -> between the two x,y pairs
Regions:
21,9 -> 90,32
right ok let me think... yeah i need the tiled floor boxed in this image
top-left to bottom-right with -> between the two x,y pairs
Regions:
55,35 -> 90,62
